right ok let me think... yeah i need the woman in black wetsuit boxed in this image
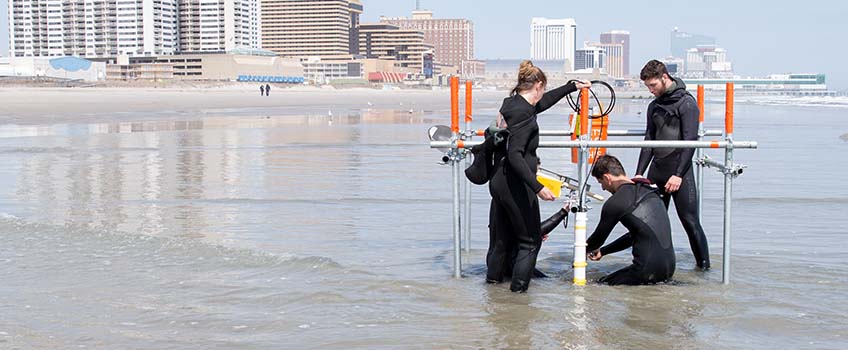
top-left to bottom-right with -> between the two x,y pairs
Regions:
486,60 -> 590,292
488,201 -> 571,281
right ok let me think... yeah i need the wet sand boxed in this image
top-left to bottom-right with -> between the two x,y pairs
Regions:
0,86 -> 514,124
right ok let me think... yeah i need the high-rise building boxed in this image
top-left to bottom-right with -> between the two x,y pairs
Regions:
660,56 -> 685,76
685,45 -> 732,79
9,0 -> 179,57
380,10 -> 475,75
530,17 -> 577,70
8,0 -> 261,58
179,0 -> 261,53
575,44 -> 605,71
358,23 -> 432,72
592,42 -> 623,78
600,30 -> 629,76
261,0 -> 363,57
670,27 -> 715,58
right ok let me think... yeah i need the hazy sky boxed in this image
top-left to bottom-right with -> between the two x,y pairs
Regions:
361,0 -> 848,89
2,0 -> 846,89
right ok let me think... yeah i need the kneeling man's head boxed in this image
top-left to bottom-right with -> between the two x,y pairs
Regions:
592,155 -> 627,193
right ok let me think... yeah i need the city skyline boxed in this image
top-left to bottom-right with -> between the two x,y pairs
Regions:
356,0 -> 847,90
2,0 -> 846,89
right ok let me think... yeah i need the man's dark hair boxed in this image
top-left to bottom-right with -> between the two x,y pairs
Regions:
591,154 -> 627,179
640,59 -> 669,81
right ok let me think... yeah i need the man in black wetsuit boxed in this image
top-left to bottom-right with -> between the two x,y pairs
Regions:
635,59 -> 710,270
586,155 -> 675,285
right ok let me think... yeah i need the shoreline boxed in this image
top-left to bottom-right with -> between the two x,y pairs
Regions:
1,85 -> 844,126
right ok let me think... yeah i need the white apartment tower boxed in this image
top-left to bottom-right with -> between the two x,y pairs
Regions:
8,0 -> 260,58
530,17 -> 577,70
178,0 -> 260,53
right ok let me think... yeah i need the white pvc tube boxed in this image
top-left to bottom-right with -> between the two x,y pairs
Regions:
573,212 -> 588,286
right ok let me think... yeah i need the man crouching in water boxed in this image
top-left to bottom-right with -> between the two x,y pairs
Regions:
586,155 -> 675,285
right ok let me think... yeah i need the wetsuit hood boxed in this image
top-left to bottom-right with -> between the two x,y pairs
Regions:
649,76 -> 694,158
655,77 -> 689,105
499,94 -> 540,128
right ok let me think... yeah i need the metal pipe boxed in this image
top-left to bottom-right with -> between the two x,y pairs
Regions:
697,85 -> 705,224
723,145 -> 733,285
699,156 -> 745,177
464,151 -> 471,253
449,76 -> 461,277
536,129 -> 724,137
463,81 -> 472,253
723,82 -> 735,284
431,140 -> 759,149
452,153 -> 462,278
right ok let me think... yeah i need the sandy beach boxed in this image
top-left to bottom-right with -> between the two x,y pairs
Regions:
0,86 -> 502,124
0,83 -> 657,125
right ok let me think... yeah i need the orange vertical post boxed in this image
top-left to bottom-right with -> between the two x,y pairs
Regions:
450,76 -> 459,133
570,113 -> 578,163
697,85 -> 705,123
589,115 -> 609,163
579,88 -> 589,136
465,80 -> 472,123
725,83 -> 734,135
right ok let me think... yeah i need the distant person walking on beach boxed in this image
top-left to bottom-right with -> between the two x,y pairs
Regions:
635,59 -> 710,270
260,85 -> 265,96
265,84 -> 271,97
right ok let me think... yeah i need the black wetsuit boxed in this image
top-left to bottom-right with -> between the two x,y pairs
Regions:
586,183 -> 675,285
487,81 -> 578,292
487,207 -> 568,282
636,77 -> 710,269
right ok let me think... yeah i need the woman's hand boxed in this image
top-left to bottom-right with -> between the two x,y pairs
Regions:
574,80 -> 592,90
537,187 -> 556,201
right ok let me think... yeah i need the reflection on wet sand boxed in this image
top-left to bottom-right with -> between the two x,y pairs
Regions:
6,109 -> 440,246
0,109 -> 443,139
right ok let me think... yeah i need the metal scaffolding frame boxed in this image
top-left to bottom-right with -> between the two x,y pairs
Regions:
435,78 -> 756,285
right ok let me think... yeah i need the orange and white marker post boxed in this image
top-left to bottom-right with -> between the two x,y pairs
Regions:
573,88 -> 591,286
449,76 -> 462,277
